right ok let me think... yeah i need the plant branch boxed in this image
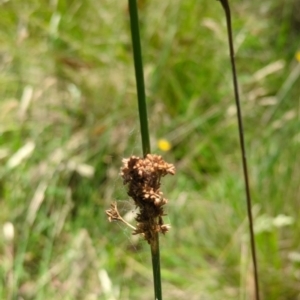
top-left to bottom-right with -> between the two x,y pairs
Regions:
151,234 -> 162,299
128,0 -> 151,157
218,1 -> 260,299
128,1 -> 162,299
106,202 -> 137,230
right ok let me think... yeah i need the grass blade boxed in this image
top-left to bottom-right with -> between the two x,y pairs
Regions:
217,1 -> 260,299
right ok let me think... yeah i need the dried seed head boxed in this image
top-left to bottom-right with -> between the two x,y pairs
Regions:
119,154 -> 175,243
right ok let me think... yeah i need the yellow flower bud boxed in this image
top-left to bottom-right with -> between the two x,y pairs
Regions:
157,139 -> 171,152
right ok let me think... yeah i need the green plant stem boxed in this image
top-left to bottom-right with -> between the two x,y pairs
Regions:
128,1 -> 162,299
218,1 -> 260,299
128,0 -> 151,156
151,233 -> 162,299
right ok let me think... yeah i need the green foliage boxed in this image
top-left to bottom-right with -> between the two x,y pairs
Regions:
0,0 -> 300,299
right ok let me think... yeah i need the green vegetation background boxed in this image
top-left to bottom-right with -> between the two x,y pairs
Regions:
1,0 -> 300,299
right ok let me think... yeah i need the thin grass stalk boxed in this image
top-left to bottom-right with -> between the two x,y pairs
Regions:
218,1 -> 260,299
127,1 -> 162,299
128,0 -> 151,156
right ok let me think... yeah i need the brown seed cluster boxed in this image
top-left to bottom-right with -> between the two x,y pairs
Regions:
120,154 -> 175,243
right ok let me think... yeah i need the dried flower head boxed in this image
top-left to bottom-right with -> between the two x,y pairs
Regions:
107,154 -> 175,244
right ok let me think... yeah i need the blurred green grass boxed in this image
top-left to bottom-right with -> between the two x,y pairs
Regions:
0,0 -> 300,299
